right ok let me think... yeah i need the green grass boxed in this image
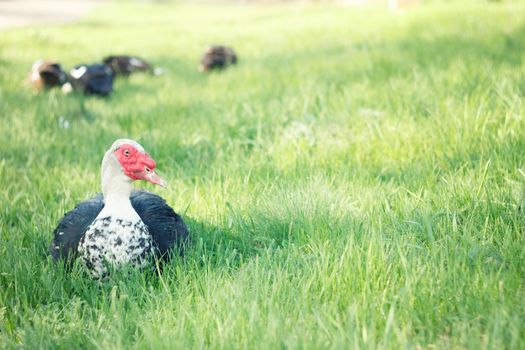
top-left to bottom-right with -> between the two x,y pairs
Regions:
1,1 -> 525,348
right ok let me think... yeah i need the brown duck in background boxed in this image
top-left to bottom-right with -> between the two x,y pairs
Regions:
103,55 -> 154,76
29,60 -> 67,90
199,45 -> 238,72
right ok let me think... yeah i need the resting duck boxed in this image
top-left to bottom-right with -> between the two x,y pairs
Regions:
50,139 -> 189,278
29,60 -> 67,90
199,45 -> 238,72
62,63 -> 114,96
103,55 -> 153,76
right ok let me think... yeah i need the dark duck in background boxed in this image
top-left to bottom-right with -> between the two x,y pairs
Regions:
50,139 -> 189,278
199,45 -> 238,72
103,55 -> 154,76
62,64 -> 114,96
29,60 -> 67,90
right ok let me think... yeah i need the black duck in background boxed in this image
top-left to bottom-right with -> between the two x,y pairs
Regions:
63,63 -> 114,96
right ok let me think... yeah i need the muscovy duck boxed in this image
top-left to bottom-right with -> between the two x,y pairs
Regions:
199,45 -> 238,72
103,55 -> 153,76
29,60 -> 67,90
62,63 -> 114,96
50,139 -> 189,278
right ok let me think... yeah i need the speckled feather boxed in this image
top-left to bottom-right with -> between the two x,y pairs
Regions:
78,216 -> 153,278
50,190 -> 189,268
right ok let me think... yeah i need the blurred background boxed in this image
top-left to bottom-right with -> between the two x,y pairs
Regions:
0,0 -> 432,31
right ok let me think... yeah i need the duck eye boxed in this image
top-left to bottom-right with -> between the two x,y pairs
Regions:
145,167 -> 151,173
123,149 -> 130,157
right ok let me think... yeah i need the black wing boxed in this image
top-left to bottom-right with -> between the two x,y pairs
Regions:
49,194 -> 104,261
130,190 -> 189,260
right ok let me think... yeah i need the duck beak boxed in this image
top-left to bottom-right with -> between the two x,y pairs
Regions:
146,171 -> 167,187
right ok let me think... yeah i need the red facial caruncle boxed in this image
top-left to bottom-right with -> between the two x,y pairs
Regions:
115,144 -> 167,187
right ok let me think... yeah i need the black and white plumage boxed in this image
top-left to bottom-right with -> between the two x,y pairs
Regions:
78,216 -> 152,278
63,63 -> 114,96
49,139 -> 189,278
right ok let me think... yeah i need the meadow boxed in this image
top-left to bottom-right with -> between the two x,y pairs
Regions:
1,1 -> 525,348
